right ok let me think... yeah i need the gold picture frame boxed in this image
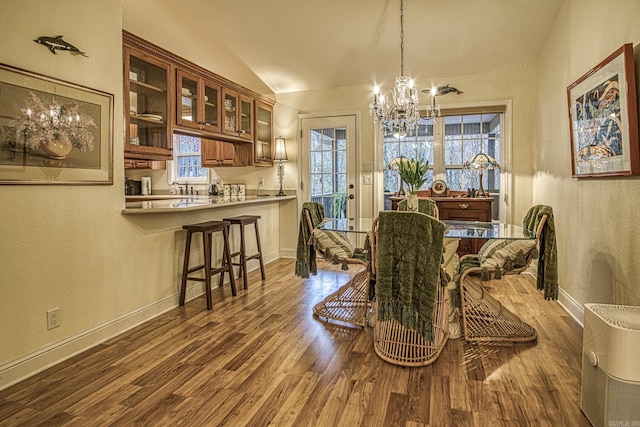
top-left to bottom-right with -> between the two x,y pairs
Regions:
0,63 -> 113,184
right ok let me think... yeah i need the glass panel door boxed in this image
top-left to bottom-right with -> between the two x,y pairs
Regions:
301,115 -> 357,225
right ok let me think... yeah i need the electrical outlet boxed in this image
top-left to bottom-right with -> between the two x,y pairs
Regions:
258,177 -> 264,185
47,308 -> 60,330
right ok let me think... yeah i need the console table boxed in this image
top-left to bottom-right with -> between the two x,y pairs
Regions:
390,190 -> 493,255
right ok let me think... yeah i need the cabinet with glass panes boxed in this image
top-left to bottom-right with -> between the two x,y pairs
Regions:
123,40 -> 173,160
176,68 -> 220,134
254,101 -> 273,166
221,87 -> 253,141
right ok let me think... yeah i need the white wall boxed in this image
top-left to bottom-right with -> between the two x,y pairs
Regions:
535,0 -> 640,317
0,0 -> 285,389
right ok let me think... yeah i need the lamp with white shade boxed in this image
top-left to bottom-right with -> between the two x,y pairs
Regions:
274,136 -> 288,196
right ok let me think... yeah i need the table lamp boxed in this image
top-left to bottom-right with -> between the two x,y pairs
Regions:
274,136 -> 288,196
463,152 -> 500,197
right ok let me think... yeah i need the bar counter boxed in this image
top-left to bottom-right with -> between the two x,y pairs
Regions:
122,194 -> 297,215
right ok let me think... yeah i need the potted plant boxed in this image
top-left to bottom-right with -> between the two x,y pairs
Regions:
397,157 -> 429,211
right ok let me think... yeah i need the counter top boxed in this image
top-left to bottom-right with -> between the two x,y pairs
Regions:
122,194 -> 296,215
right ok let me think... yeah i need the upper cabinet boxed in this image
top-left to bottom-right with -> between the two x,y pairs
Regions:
176,68 -> 220,133
222,88 -> 253,141
123,44 -> 173,160
123,31 -> 274,165
254,101 -> 273,166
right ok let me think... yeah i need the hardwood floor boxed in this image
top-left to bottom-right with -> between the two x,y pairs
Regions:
0,258 -> 590,426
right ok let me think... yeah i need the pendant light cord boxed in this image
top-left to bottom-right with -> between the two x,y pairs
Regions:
400,0 -> 404,77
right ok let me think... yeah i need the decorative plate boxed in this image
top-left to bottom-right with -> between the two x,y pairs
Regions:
431,179 -> 447,195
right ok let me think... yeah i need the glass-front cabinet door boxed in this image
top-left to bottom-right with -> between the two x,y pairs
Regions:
202,81 -> 219,131
254,101 -> 273,166
239,94 -> 253,141
222,87 -> 238,137
124,46 -> 172,159
177,70 -> 198,129
176,68 -> 220,133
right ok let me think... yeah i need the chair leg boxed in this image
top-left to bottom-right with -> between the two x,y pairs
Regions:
203,230 -> 213,310
254,221 -> 266,280
223,226 -> 237,296
240,224 -> 248,289
179,230 -> 192,306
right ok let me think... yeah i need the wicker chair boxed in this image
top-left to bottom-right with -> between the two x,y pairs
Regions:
457,213 -> 548,343
305,202 -> 371,327
371,212 -> 450,367
397,197 -> 439,218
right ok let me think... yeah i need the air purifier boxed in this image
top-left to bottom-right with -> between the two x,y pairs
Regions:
581,303 -> 640,426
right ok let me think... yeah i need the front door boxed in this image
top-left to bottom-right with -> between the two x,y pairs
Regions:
300,115 -> 357,225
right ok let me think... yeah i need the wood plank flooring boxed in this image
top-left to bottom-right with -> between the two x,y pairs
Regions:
0,258 -> 590,426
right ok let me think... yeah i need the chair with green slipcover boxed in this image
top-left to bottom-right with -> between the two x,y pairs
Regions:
371,210 -> 450,366
397,197 -> 439,218
455,204 -> 557,343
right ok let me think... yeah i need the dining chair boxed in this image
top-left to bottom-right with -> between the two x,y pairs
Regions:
455,205 -> 555,343
371,210 -> 450,366
397,197 -> 439,218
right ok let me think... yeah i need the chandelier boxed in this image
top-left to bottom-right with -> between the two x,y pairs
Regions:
369,0 -> 441,137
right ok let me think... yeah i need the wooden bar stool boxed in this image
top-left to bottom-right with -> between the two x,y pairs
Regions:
223,215 -> 266,289
179,220 -> 236,310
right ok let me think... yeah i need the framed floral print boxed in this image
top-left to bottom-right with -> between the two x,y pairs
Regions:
0,63 -> 113,184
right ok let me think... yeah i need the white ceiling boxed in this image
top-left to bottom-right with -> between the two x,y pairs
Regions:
122,0 -> 563,96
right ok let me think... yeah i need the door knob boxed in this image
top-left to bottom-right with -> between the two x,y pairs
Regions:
348,194 -> 355,199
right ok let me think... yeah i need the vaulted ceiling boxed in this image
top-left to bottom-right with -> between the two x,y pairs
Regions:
122,0 -> 563,96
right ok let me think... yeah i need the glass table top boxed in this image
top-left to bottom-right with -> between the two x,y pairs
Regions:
319,217 -> 535,240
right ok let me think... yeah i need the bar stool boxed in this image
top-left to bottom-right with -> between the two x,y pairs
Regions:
223,215 -> 266,289
179,220 -> 236,310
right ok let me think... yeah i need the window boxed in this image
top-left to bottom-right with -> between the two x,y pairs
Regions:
169,134 -> 208,183
310,127 -> 348,219
383,109 -> 504,218
442,113 -> 501,193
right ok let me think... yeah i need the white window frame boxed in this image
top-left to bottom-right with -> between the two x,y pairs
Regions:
377,101 -> 512,224
168,134 -> 209,184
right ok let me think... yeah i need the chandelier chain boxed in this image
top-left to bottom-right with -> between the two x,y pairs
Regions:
369,0 -> 441,136
400,0 -> 404,76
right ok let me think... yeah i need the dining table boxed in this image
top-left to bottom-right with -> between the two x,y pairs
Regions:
312,215 -> 537,342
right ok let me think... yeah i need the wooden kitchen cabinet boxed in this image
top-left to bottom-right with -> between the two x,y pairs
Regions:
254,101 -> 273,166
123,38 -> 173,161
123,31 -> 275,166
176,68 -> 220,133
201,139 -> 235,167
221,88 -> 254,141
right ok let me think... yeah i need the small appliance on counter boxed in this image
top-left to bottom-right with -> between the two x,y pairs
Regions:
141,176 -> 152,196
125,179 -> 141,195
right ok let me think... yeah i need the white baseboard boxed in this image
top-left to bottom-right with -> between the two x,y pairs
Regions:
0,250 -> 280,391
279,247 -> 296,258
525,262 -> 584,328
558,287 -> 585,327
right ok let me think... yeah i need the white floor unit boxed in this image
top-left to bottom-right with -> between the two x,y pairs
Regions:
581,303 -> 640,427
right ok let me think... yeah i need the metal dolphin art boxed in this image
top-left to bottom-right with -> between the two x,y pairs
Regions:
422,84 -> 464,96
34,36 -> 88,57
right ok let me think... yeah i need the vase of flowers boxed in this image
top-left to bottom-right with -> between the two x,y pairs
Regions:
12,92 -> 96,160
397,157 -> 429,211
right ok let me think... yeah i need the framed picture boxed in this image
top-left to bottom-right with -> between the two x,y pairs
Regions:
567,43 -> 639,178
0,63 -> 113,184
